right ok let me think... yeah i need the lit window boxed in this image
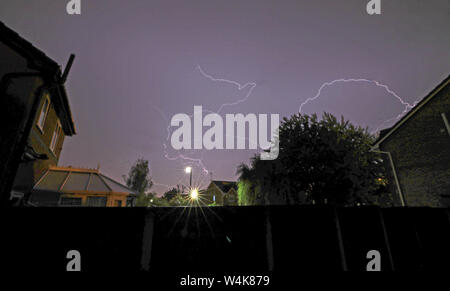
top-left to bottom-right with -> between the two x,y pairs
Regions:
50,121 -> 62,153
213,195 -> 215,202
37,94 -> 50,131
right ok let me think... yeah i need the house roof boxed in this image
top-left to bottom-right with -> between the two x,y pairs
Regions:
33,166 -> 136,195
372,75 -> 450,149
209,180 -> 237,193
0,21 -> 76,136
0,21 -> 60,73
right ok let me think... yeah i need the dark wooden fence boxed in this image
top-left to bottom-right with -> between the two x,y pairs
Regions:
1,206 -> 449,272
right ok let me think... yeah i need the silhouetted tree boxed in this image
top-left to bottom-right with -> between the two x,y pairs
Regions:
136,192 -> 156,207
148,195 -> 171,207
162,187 -> 179,201
237,113 -> 388,206
168,194 -> 189,206
123,158 -> 154,207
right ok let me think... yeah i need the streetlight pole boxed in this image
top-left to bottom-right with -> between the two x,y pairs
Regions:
185,166 -> 192,188
185,167 -> 199,201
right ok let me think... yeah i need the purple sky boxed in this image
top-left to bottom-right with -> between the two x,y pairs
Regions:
1,0 -> 449,194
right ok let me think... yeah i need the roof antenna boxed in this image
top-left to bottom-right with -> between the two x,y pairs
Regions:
61,54 -> 75,84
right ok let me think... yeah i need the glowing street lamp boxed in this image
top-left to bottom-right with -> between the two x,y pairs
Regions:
190,188 -> 199,200
185,166 -> 192,187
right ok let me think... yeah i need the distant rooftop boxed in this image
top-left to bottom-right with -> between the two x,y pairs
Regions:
210,180 -> 237,193
373,75 -> 450,148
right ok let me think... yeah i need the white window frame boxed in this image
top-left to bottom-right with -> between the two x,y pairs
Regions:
37,93 -> 50,132
441,113 -> 450,136
50,120 -> 62,153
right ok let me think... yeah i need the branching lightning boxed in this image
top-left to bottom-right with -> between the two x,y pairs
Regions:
153,66 -> 257,193
298,78 -> 417,133
196,65 -> 257,114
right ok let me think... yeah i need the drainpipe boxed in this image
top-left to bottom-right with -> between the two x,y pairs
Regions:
371,149 -> 406,207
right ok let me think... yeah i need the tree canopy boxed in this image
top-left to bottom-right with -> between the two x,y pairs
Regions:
123,158 -> 154,207
162,187 -> 179,201
237,113 -> 389,206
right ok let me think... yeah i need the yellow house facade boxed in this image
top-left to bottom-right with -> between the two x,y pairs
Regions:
30,166 -> 136,207
203,180 -> 238,206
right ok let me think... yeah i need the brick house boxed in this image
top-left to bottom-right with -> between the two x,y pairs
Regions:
203,180 -> 238,206
372,75 -> 450,207
0,21 -> 76,205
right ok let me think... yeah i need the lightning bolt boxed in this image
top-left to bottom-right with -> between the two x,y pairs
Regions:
298,78 -> 418,134
196,65 -> 257,114
153,66 -> 258,193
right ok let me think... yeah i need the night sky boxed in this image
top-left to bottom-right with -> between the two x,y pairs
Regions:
1,0 -> 449,194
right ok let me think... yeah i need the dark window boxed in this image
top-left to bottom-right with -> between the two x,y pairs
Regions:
86,196 -> 107,207
60,197 -> 82,207
126,197 -> 135,207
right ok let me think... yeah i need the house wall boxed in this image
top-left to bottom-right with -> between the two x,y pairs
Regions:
223,189 -> 238,206
32,91 -> 66,161
1,28 -> 75,205
0,43 -> 59,196
380,81 -> 450,207
12,90 -> 66,194
204,184 -> 224,205
60,192 -> 129,207
0,43 -> 38,182
203,184 -> 238,206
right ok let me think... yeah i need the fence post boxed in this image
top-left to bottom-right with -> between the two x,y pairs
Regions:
333,207 -> 348,271
141,210 -> 155,271
265,207 -> 274,271
378,208 -> 395,271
